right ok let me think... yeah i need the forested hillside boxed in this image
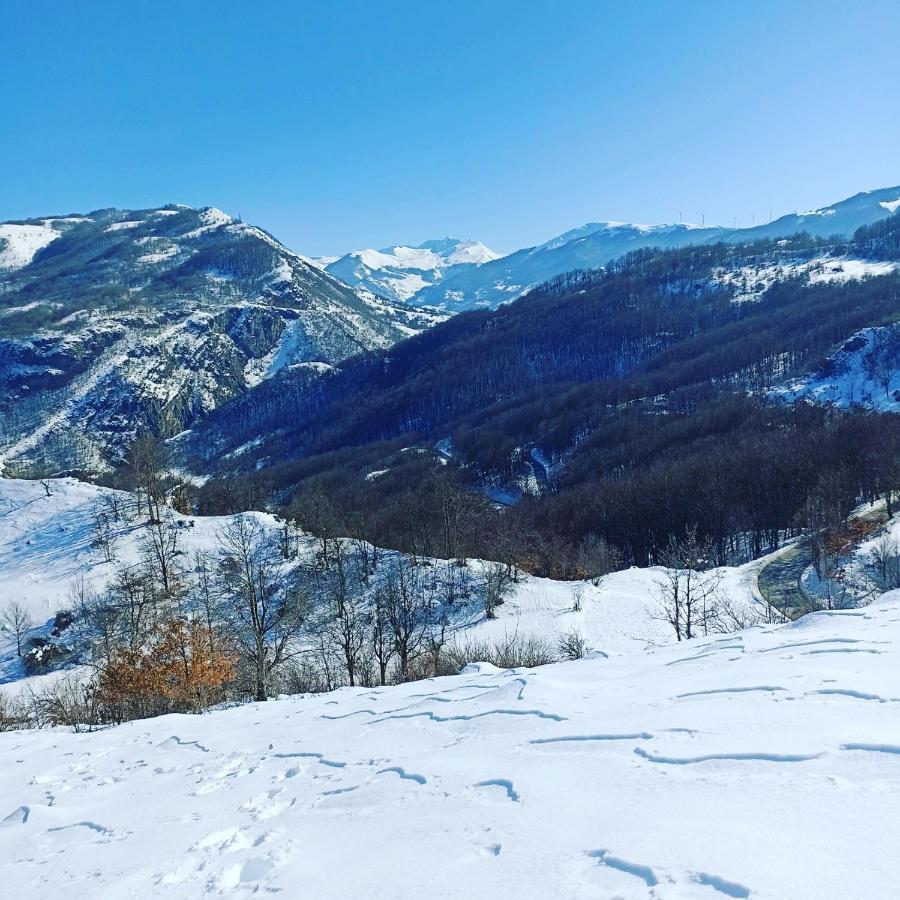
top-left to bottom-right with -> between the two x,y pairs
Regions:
173,218 -> 900,574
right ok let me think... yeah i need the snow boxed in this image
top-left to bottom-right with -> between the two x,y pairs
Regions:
105,220 -> 142,232
182,207 -> 234,240
713,256 -> 899,303
0,222 -> 60,270
351,240 -> 499,274
807,257 -> 898,283
324,239 -> 500,303
0,476 -> 760,658
3,479 -> 900,896
0,478 -> 267,623
137,243 -> 178,264
879,198 -> 900,214
2,575 -> 900,897
773,326 -> 900,413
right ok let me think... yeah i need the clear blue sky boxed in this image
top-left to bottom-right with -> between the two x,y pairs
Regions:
1,0 -> 898,256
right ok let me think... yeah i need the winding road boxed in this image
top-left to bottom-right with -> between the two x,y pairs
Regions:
757,503 -> 888,620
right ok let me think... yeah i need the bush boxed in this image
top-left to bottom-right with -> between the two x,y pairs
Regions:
97,618 -> 236,723
440,631 -> 557,672
556,626 -> 591,661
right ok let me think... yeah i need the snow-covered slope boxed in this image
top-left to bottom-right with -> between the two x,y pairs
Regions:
322,237 -> 501,302
773,324 -> 900,412
737,185 -> 900,242
712,255 -> 899,304
0,477 -> 759,655
0,221 -> 66,270
0,206 -> 440,472
2,580 -> 900,898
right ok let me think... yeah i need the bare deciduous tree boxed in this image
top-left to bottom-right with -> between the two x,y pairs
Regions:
656,526 -> 723,641
2,601 -> 34,657
576,533 -> 623,586
218,515 -> 309,701
481,562 -> 513,619
140,510 -> 181,598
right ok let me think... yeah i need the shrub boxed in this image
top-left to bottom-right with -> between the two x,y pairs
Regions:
97,618 -> 236,722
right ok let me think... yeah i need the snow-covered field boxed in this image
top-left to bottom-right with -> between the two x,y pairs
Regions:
1,593 -> 899,898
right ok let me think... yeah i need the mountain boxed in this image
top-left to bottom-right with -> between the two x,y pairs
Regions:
735,185 -> 900,241
410,221 -> 727,310
320,237 -> 500,303
177,219 -> 900,575
403,185 -> 900,311
0,205 -> 441,474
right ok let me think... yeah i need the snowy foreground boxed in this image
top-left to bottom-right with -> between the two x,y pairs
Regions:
3,595 -> 900,898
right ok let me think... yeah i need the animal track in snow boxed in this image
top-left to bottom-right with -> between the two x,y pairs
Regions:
634,747 -> 822,765
272,751 -> 346,768
370,707 -> 565,725
694,870 -> 752,897
46,820 -> 116,842
377,767 -> 427,785
759,638 -> 865,653
809,689 -> 896,702
677,686 -> 787,698
587,849 -> 658,887
156,735 -> 210,753
530,732 -> 653,745
474,779 -> 519,801
841,742 -> 900,755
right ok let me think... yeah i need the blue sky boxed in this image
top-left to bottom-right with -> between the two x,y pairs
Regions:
1,0 -> 898,255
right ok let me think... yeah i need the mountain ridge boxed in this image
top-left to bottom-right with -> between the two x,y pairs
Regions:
0,204 -> 441,473
319,185 -> 900,311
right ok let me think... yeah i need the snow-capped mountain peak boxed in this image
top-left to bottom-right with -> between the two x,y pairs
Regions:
321,237 -> 501,302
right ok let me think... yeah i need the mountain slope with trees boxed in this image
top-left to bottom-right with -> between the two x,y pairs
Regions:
178,216 -> 900,575
0,206 -> 439,473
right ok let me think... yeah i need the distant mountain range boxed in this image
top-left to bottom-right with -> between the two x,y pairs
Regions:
318,185 -> 900,311
1,184 -> 897,475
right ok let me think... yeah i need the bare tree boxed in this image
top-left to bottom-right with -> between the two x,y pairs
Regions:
576,534 -> 623,586
383,556 -> 435,681
126,435 -> 167,522
319,541 -> 371,687
92,505 -> 119,564
371,587 -> 395,685
481,561 -> 513,619
218,515 -> 309,701
140,510 -> 181,597
870,533 -> 900,592
188,551 -> 223,656
656,526 -> 723,641
2,601 -> 34,657
434,476 -> 482,559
